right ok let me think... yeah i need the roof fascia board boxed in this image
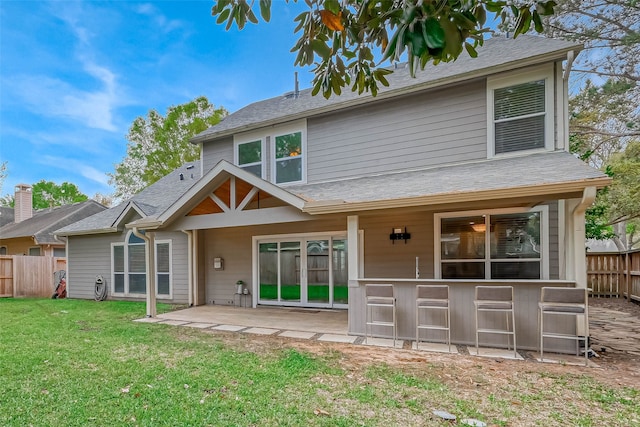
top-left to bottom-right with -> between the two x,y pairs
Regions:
54,227 -> 119,237
303,177 -> 611,215
111,201 -> 146,229
192,47 -> 579,144
156,160 -> 307,226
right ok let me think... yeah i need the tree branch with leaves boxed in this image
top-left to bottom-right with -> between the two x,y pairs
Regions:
212,0 -> 557,98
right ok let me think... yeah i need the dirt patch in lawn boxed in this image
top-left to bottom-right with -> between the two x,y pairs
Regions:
212,298 -> 640,391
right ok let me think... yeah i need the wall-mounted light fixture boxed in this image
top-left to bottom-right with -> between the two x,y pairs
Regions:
390,227 -> 411,244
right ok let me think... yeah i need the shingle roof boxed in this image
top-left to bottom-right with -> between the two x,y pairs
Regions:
192,35 -> 580,143
0,200 -> 107,244
56,162 -> 202,235
0,207 -> 14,228
287,152 -> 610,211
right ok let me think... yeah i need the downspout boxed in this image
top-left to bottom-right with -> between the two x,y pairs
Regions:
182,230 -> 194,307
571,186 -> 596,289
562,50 -> 575,152
132,227 -> 156,318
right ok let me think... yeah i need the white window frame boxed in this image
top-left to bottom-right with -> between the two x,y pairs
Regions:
155,239 -> 173,299
434,206 -> 549,280
233,134 -> 266,179
110,231 -> 146,297
270,120 -> 307,185
486,64 -> 555,158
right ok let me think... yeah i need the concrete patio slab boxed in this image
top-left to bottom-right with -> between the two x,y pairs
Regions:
468,347 -> 524,360
317,334 -> 358,344
133,317 -> 165,323
279,330 -> 316,340
157,305 -> 347,335
162,320 -> 190,326
531,352 -> 597,367
183,322 -> 217,329
244,327 -> 279,335
414,342 -> 459,354
363,337 -> 404,348
212,324 -> 247,332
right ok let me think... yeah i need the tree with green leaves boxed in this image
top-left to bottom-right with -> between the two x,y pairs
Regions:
544,0 -> 639,249
212,0 -> 557,98
109,96 -> 227,200
31,180 -> 88,210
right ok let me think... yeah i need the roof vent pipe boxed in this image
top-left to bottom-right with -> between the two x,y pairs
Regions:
179,173 -> 184,181
294,72 -> 299,98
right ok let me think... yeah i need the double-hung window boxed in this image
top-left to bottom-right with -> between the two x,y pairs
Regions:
274,130 -> 304,184
112,232 -> 172,297
236,139 -> 264,178
436,207 -> 548,280
487,66 -> 554,157
156,240 -> 171,297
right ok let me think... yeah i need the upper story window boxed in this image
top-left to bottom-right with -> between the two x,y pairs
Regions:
274,130 -> 304,184
236,139 -> 264,178
234,120 -> 306,185
487,66 -> 554,157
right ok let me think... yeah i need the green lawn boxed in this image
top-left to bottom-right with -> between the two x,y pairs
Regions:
1,298 -> 638,427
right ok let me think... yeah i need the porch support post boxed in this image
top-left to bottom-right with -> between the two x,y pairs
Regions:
347,215 -> 359,286
572,187 -> 596,289
182,230 -> 194,307
193,230 -> 199,305
133,227 -> 156,318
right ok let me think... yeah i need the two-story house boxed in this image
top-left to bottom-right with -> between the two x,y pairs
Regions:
56,35 -> 610,351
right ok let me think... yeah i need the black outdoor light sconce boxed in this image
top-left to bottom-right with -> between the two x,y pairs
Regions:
390,227 -> 411,244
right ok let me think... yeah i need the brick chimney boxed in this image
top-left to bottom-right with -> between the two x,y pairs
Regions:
14,184 -> 33,223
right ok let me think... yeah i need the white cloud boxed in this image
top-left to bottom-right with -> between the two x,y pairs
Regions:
135,3 -> 184,33
39,155 -> 110,187
8,69 -> 119,132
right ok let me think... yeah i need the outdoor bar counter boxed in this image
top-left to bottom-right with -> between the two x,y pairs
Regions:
349,279 -> 580,353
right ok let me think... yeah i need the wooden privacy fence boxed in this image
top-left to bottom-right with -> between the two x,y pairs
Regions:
0,255 -> 66,298
587,249 -> 640,301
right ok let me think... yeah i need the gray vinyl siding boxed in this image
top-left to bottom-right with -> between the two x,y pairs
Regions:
201,136 -> 233,172
67,234 -> 115,300
360,211 -> 435,279
67,231 -> 189,303
306,81 -> 487,183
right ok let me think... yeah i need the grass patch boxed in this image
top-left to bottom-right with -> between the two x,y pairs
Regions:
1,298 -> 638,426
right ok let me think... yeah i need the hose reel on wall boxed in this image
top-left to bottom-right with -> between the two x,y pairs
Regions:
94,275 -> 108,301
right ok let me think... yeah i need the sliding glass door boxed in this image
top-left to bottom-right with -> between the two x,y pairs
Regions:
257,235 -> 348,308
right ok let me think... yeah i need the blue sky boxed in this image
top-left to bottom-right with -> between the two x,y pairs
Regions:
0,1 -> 312,200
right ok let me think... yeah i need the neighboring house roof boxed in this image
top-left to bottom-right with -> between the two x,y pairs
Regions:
192,35 -> 581,143
0,207 -> 14,228
586,239 -> 621,253
56,162 -> 202,236
0,200 -> 107,244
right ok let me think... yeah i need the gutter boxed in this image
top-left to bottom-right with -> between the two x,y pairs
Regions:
191,47 -> 581,144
